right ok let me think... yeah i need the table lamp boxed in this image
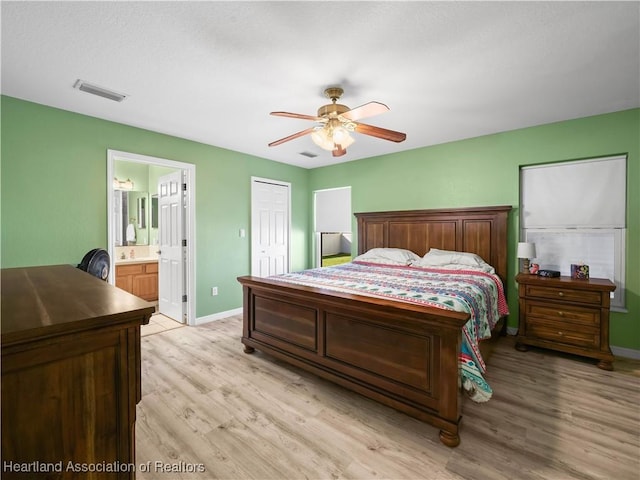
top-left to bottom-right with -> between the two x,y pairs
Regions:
517,242 -> 536,274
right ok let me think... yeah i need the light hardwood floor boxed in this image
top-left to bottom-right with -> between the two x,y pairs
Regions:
136,315 -> 640,480
141,313 -> 185,337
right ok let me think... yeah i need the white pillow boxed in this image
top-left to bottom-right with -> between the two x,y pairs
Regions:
412,248 -> 495,273
353,248 -> 420,266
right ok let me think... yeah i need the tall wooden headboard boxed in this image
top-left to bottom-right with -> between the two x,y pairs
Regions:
355,206 -> 511,283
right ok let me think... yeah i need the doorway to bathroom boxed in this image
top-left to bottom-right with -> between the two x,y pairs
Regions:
107,149 -> 196,326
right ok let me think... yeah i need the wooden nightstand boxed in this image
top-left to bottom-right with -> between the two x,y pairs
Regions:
515,273 -> 616,370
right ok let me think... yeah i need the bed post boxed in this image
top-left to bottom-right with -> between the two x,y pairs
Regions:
438,329 -> 463,447
241,285 -> 255,354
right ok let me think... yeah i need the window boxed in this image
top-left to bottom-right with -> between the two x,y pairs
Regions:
520,155 -> 627,309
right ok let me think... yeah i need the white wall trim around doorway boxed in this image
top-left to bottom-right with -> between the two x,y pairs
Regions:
106,149 -> 197,326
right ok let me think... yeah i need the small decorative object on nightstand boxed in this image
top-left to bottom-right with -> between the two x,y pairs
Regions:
517,242 -> 536,274
515,273 -> 616,370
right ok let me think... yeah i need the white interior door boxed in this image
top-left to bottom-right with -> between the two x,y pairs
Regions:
158,171 -> 184,322
251,179 -> 290,277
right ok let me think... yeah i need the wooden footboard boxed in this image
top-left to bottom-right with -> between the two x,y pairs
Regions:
238,276 -> 470,447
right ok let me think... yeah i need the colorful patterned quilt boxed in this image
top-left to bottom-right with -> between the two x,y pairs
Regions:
271,261 -> 509,402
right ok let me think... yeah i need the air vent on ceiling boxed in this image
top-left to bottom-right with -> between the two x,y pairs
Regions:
299,151 -> 318,158
73,79 -> 127,102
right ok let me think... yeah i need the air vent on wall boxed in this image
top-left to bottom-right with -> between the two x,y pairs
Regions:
73,79 -> 128,102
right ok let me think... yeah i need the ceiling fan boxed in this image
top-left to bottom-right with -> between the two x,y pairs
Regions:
268,87 -> 407,157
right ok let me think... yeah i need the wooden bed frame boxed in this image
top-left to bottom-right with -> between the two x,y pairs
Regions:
237,205 -> 511,447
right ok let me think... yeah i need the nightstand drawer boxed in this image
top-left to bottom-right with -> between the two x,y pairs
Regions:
525,301 -> 599,326
525,285 -> 602,305
527,320 -> 599,349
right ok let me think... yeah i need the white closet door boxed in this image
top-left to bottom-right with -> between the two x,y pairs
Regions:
251,179 -> 290,277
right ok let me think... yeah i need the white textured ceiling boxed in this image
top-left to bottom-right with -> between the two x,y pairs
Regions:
2,1 -> 639,169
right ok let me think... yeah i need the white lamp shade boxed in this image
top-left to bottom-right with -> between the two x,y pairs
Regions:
334,130 -> 354,149
311,127 -> 334,150
517,242 -> 536,259
311,124 -> 355,151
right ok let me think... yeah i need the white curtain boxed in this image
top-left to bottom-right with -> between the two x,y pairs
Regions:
521,155 -> 626,228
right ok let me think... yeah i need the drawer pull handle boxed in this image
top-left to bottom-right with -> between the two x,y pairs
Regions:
558,311 -> 564,316
558,331 -> 564,336
557,292 -> 564,297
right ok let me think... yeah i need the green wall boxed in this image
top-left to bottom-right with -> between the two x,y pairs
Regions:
309,108 -> 639,350
0,96 -> 310,317
2,95 -> 638,350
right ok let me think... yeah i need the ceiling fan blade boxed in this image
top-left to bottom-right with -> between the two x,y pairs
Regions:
355,122 -> 407,143
270,111 -> 319,121
332,145 -> 347,157
268,127 -> 316,147
341,101 -> 389,121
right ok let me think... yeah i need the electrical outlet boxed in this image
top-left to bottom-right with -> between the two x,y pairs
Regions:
211,287 -> 218,296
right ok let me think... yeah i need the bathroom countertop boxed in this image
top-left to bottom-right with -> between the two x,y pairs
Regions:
115,257 -> 159,266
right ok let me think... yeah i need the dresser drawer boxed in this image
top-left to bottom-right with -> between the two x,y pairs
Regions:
524,285 -> 602,305
527,319 -> 599,349
525,301 -> 600,327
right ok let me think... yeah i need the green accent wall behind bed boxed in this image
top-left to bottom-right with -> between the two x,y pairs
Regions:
309,108 -> 639,351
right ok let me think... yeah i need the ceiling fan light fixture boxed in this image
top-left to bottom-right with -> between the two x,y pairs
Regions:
311,123 -> 355,152
333,130 -> 355,150
311,126 -> 334,150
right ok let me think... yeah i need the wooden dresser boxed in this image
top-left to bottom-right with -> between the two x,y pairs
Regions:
1,265 -> 154,479
115,261 -> 158,301
515,273 -> 616,370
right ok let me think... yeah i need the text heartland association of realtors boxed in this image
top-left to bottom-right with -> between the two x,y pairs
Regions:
2,460 -> 206,474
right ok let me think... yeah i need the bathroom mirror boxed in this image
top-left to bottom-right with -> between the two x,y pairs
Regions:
151,194 -> 158,229
137,196 -> 146,229
113,190 -> 154,246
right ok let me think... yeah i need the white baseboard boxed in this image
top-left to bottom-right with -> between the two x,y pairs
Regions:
611,345 -> 640,360
506,326 -> 518,336
195,307 -> 243,326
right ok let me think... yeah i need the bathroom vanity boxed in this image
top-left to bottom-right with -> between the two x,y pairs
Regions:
115,260 -> 158,301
